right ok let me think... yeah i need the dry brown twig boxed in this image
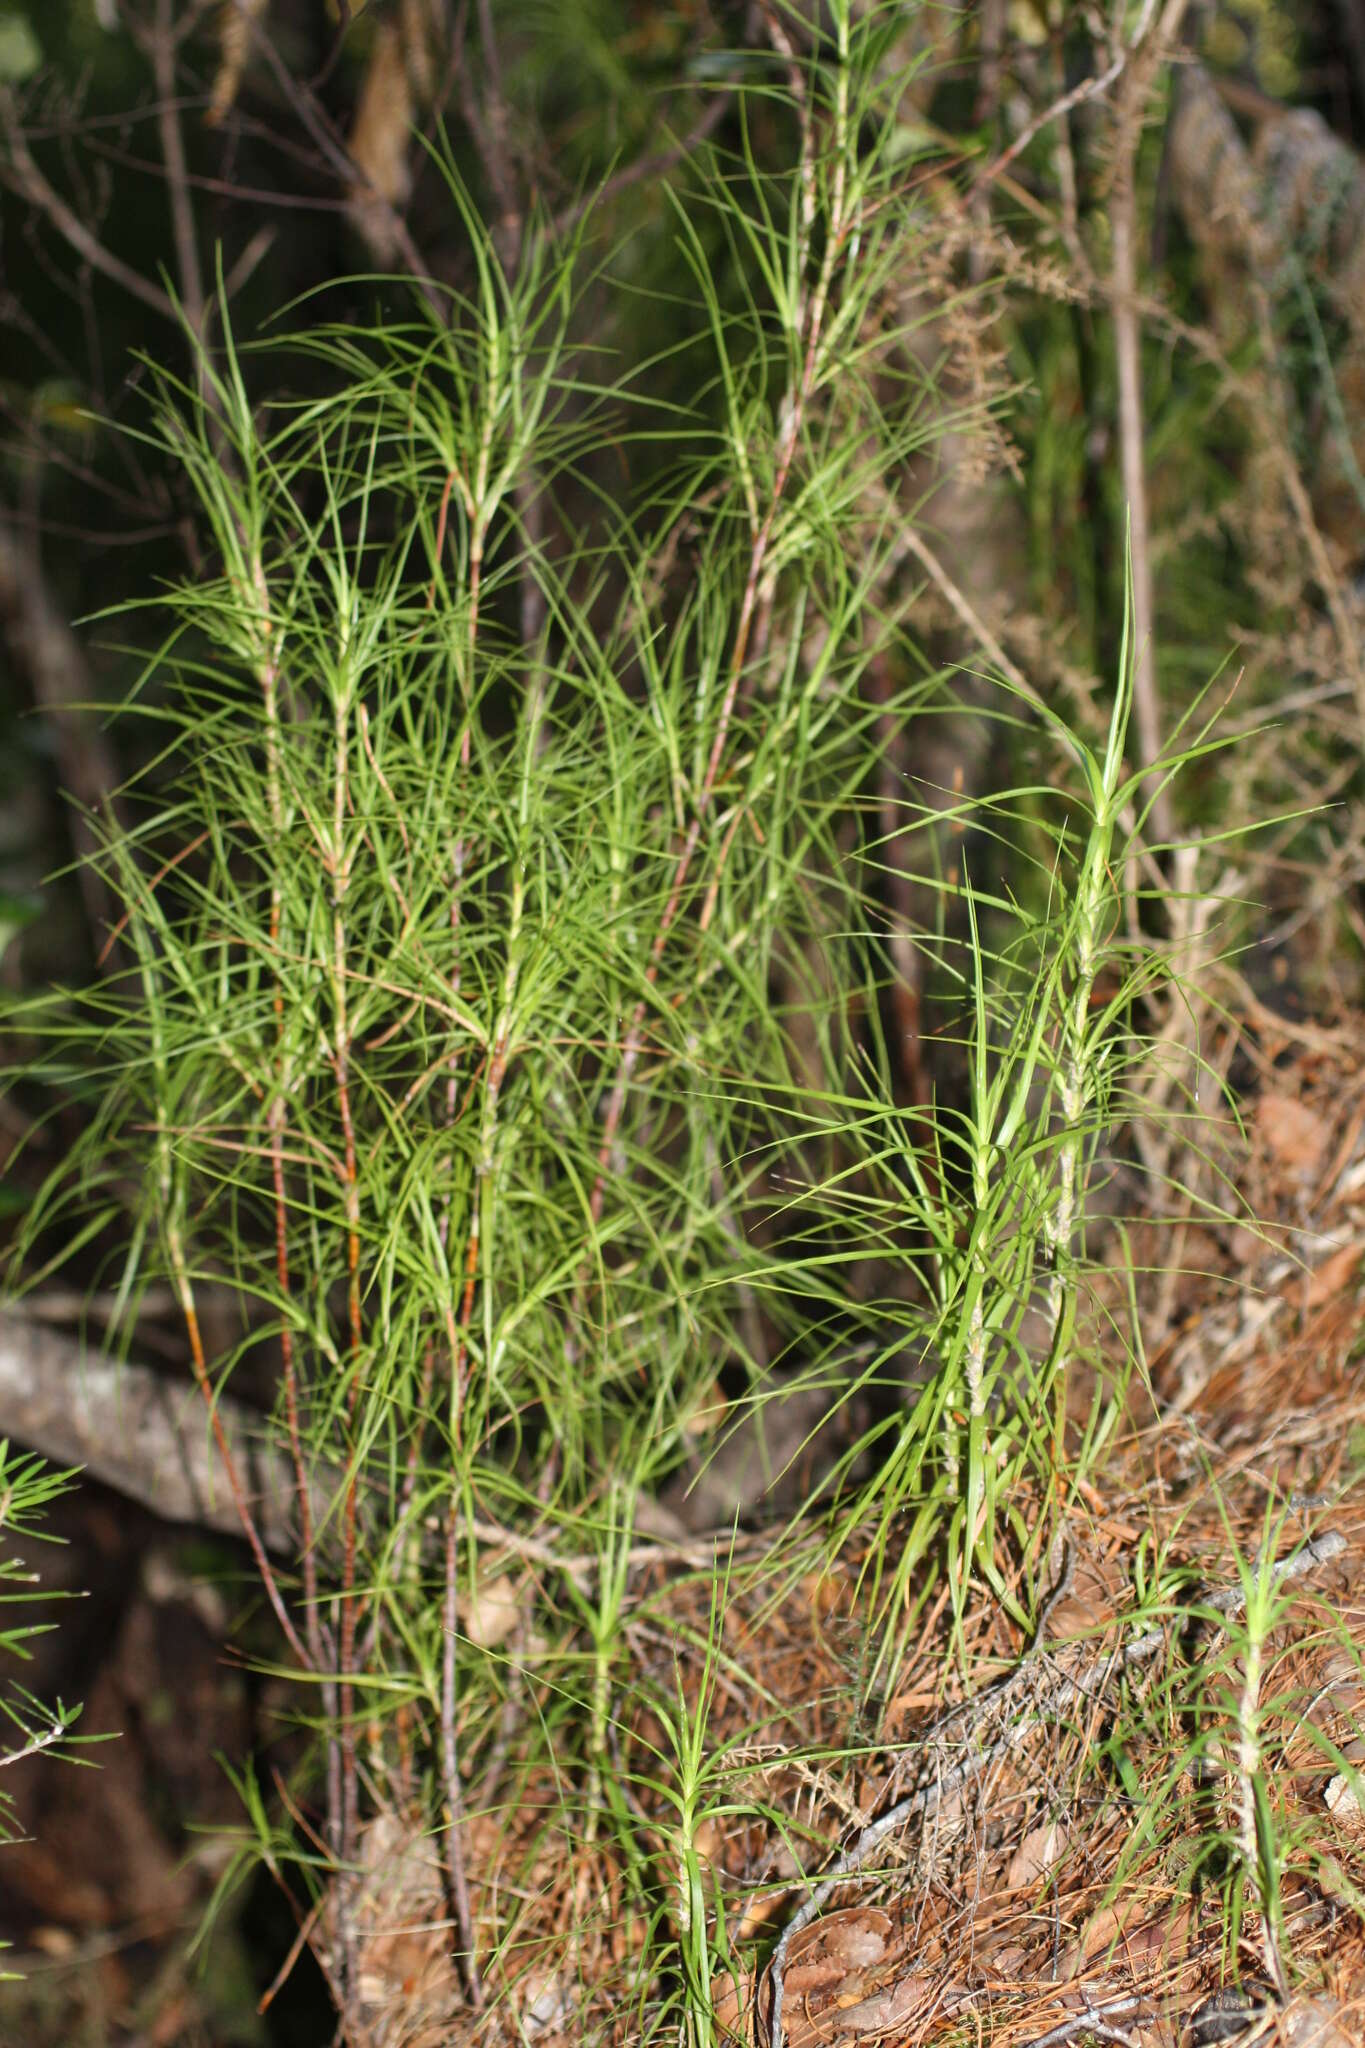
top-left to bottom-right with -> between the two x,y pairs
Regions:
1022,1994 -> 1148,2048
972,0 -> 1164,193
0,85 -> 179,321
222,0 -> 441,304
122,0 -> 212,345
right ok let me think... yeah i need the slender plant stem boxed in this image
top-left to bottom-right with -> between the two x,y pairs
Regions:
1108,2 -> 1189,847
587,17 -> 850,1228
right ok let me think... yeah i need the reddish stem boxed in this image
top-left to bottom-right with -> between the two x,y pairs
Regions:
176,1282 -> 312,1669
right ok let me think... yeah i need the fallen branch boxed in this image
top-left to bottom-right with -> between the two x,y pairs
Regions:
1023,1995 -> 1147,2048
0,1307 -> 303,1548
0,1305 -> 752,1580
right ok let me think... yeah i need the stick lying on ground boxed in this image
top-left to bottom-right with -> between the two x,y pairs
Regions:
0,1305 -> 754,1581
0,1307 -> 302,1547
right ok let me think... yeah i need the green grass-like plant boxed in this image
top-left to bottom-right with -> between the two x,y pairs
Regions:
1,7 -> 1230,2033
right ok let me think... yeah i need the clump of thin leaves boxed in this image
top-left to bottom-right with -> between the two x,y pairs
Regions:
747,570 -> 1230,1665
0,1439 -> 89,1988
1,5 -> 1221,2034
1070,1497 -> 1364,2017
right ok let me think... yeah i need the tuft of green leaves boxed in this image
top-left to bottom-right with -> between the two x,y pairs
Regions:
0,1441 -> 89,1979
1,3 -> 1230,2031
